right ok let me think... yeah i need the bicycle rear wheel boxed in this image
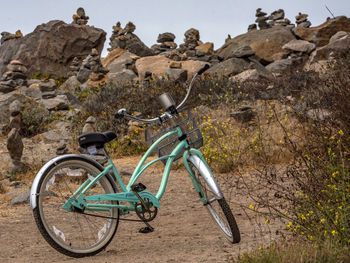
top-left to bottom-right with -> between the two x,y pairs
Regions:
188,157 -> 240,243
33,156 -> 119,258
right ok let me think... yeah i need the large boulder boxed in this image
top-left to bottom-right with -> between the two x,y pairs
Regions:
0,20 -> 106,78
208,58 -> 250,76
216,26 -> 296,63
135,56 -> 207,81
294,16 -> 350,47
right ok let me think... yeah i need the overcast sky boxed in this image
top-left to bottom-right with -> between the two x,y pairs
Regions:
0,0 -> 349,56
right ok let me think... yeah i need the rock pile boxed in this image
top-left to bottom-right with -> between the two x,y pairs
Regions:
151,33 -> 177,54
250,8 -> 293,31
268,9 -> 293,27
108,22 -> 154,57
0,30 -> 23,45
7,100 -> 25,174
178,28 -> 202,54
68,57 -> 80,77
72,7 -> 89,25
295,12 -> 311,28
77,48 -> 109,83
255,8 -> 270,30
0,60 -> 27,94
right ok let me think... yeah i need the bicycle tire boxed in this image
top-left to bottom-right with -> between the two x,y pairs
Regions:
188,159 -> 241,243
32,156 -> 119,258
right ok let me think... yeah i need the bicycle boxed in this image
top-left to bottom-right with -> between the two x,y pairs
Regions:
30,64 -> 241,258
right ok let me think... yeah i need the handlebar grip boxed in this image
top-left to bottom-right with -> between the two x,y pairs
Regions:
114,108 -> 126,119
197,64 -> 210,75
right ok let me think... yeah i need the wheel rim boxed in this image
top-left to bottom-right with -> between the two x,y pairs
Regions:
190,163 -> 233,241
37,160 -> 118,254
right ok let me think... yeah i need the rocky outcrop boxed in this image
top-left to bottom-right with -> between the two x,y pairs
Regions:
305,31 -> 350,72
0,20 -> 106,78
294,16 -> 350,46
217,26 -> 296,63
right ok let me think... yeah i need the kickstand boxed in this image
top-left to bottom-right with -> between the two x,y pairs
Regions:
139,226 -> 154,233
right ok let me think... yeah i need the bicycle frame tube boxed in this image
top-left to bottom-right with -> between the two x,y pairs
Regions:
126,126 -> 187,200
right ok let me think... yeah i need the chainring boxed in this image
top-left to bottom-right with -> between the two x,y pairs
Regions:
135,198 -> 158,222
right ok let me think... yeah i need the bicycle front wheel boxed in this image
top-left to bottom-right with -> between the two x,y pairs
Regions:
33,156 -> 119,258
188,157 -> 240,243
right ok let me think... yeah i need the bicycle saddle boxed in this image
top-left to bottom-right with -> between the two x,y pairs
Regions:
78,131 -> 117,148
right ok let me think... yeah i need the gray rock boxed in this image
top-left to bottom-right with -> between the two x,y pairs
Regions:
282,40 -> 316,54
42,95 -> 69,111
217,26 -> 296,62
269,9 -> 285,21
298,21 -> 312,28
9,100 -> 23,116
157,32 -> 176,43
77,67 -> 91,83
0,92 -> 29,124
10,189 -> 30,205
19,86 -> 42,98
230,68 -> 273,82
39,79 -> 57,92
86,116 -> 96,124
329,31 -> 350,44
27,79 -> 41,86
208,58 -> 250,77
41,91 -> 57,99
232,45 -> 255,58
107,52 -> 135,74
56,141 -> 68,155
59,76 -> 80,93
166,68 -> 188,82
7,128 -> 23,160
0,20 -> 106,78
306,108 -> 332,121
108,69 -> 137,84
266,59 -> 294,73
230,106 -> 257,122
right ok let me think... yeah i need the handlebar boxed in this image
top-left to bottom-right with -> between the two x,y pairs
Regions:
115,64 -> 210,124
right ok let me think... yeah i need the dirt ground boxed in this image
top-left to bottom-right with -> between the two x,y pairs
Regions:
0,156 -> 282,263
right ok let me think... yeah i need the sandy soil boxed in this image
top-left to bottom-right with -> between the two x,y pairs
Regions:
0,156 -> 282,263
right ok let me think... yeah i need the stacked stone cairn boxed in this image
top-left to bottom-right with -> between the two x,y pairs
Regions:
255,8 -> 270,30
151,33 -> 177,55
178,28 -> 202,56
7,100 -> 25,174
108,21 -> 136,51
249,8 -> 294,31
268,9 -> 293,28
77,48 -> 109,83
295,12 -> 311,28
72,7 -> 89,26
68,57 -> 80,77
0,30 -> 23,45
0,60 -> 27,94
79,116 -> 107,165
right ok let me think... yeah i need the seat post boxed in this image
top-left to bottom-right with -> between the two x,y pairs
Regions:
103,146 -> 111,159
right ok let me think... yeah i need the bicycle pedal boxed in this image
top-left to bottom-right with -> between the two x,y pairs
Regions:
131,182 -> 147,192
138,226 -> 154,233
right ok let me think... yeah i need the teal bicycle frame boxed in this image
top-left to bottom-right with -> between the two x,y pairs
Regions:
62,125 -> 211,215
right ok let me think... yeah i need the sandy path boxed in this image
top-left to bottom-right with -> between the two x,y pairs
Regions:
0,156 -> 281,263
